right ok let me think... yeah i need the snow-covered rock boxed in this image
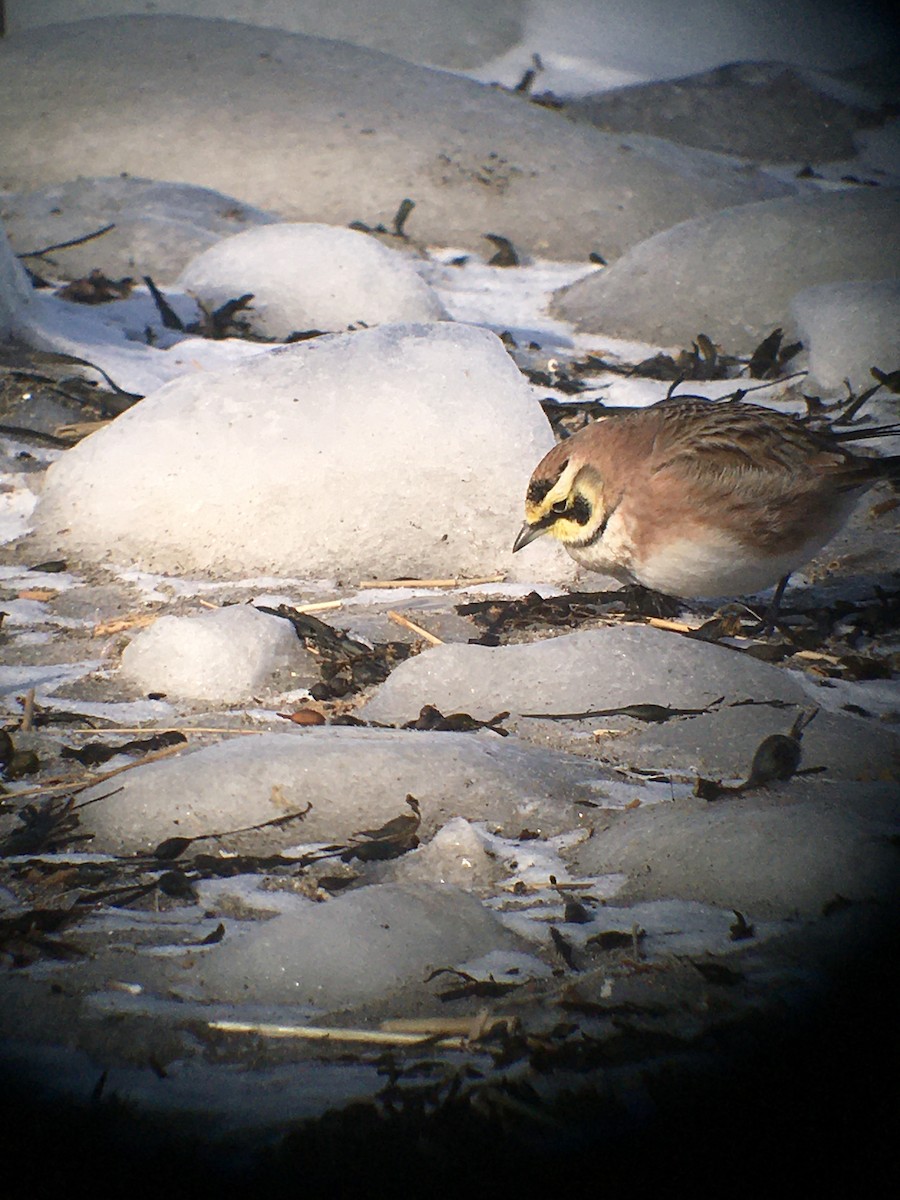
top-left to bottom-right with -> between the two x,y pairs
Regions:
361,625 -> 808,723
566,61 -> 880,163
178,224 -> 448,338
193,883 -> 519,1008
361,625 -> 900,783
1,178 -> 276,285
0,16 -> 792,263
4,0 -> 525,70
569,783 -> 900,918
7,2 -> 898,91
119,604 -> 314,703
0,221 -> 37,339
35,322 -> 572,582
552,188 -> 900,353
75,727 -> 615,855
790,278 -> 900,392
470,0 -> 900,94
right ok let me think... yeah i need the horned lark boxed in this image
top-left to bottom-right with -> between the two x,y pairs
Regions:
513,397 -> 899,603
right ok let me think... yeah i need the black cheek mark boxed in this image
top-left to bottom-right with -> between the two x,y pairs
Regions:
572,495 -> 591,525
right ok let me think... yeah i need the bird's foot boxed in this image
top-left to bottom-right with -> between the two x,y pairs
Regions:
614,584 -> 683,619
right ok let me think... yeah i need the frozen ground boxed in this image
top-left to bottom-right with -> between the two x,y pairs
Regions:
1,2 -> 899,1190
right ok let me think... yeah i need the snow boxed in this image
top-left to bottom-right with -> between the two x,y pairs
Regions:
34,323 -> 573,582
119,604 -> 316,703
178,223 -> 449,337
391,816 -> 497,887
790,278 -> 900,392
552,188 -> 900,353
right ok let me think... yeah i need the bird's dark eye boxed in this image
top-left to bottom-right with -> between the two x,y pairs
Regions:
551,500 -> 568,514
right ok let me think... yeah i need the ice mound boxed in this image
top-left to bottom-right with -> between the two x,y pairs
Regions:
391,816 -> 496,886
361,625 -> 809,724
0,16 -> 791,262
1,177 -> 276,285
569,782 -> 900,918
119,605 -> 315,703
75,727 -> 615,855
178,223 -> 448,338
0,221 -> 37,340
193,883 -> 518,1008
552,188 -> 900,353
35,323 -> 572,582
791,278 -> 900,392
361,626 -> 900,782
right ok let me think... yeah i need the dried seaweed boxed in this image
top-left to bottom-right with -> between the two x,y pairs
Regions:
0,796 -> 91,855
0,906 -> 86,966
257,602 -> 413,699
696,708 -> 819,799
350,197 -> 418,240
150,801 -> 313,861
522,700 -> 721,723
16,222 -> 116,261
457,587 -> 681,643
341,794 -> 421,862
426,966 -> 523,1001
402,705 -> 509,735
61,729 -> 187,767
56,270 -> 134,304
746,328 -> 802,379
484,233 -> 519,267
729,911 -> 755,941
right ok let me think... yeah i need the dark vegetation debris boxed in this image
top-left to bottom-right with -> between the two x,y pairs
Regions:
55,270 -> 134,304
61,729 -> 187,767
695,709 -> 819,799
256,603 -> 413,699
484,233 -> 519,266
350,197 -> 417,240
402,705 -> 510,735
426,966 -> 523,1001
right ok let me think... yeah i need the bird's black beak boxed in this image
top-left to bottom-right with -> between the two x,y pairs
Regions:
512,522 -> 547,553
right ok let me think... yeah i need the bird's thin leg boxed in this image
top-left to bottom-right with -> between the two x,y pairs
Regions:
753,573 -> 790,635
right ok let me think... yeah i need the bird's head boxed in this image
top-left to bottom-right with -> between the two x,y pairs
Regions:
512,443 -> 608,554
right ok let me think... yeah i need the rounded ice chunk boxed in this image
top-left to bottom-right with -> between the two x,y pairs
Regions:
178,223 -> 449,338
119,604 -> 312,703
790,278 -> 900,393
35,322 -> 571,582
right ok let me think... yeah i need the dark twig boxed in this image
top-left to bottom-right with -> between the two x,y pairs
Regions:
17,223 -> 116,259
